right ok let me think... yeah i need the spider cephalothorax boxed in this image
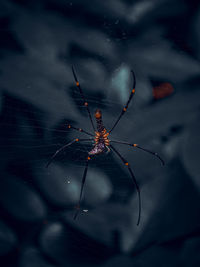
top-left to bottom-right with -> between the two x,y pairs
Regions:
46,66 -> 165,225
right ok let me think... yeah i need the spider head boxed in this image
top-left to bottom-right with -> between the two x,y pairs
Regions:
95,109 -> 102,119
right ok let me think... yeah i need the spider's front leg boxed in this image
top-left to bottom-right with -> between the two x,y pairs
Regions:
72,66 -> 95,131
109,70 -> 136,134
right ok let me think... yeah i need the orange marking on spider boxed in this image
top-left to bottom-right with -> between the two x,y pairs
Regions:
75,138 -> 79,142
133,144 -> 138,147
76,82 -> 79,86
132,89 -> 135,93
123,107 -> 127,111
95,109 -> 102,119
125,162 -> 129,166
84,102 -> 88,106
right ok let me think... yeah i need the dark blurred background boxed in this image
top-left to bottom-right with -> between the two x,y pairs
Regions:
0,0 -> 200,266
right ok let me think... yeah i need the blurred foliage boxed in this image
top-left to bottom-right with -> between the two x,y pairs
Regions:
0,0 -> 200,266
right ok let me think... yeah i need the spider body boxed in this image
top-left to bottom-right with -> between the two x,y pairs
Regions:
88,109 -> 110,155
47,66 -> 165,225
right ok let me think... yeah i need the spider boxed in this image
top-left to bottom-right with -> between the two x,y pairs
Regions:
46,66 -> 165,225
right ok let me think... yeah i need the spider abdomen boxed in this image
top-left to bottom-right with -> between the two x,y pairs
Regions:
89,127 -> 110,155
88,141 -> 106,155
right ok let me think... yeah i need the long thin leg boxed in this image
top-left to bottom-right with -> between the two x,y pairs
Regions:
110,144 -> 141,226
109,70 -> 136,134
72,66 -> 95,131
74,156 -> 90,220
66,123 -> 94,137
110,140 -> 165,165
46,138 -> 91,168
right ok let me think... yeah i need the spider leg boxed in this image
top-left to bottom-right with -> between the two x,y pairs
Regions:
110,144 -> 141,226
46,138 -> 91,168
110,140 -> 165,165
74,156 -> 90,220
109,70 -> 136,134
72,66 -> 95,131
66,123 -> 94,137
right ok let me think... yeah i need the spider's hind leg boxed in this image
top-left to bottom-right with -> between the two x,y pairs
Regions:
106,146 -> 111,154
110,144 -> 141,226
46,138 -> 91,168
74,156 -> 91,220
